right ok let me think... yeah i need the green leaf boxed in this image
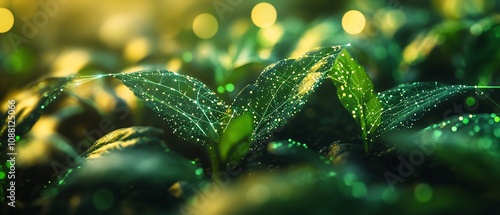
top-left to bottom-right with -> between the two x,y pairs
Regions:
218,114 -> 253,163
329,48 -> 382,151
397,114 -> 500,189
232,45 -> 347,142
55,126 -> 203,189
82,126 -> 165,160
52,149 -> 203,198
113,70 -> 230,145
0,76 -> 75,147
376,82 -> 479,136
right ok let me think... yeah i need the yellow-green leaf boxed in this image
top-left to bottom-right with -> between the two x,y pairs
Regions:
218,114 -> 253,163
329,48 -> 382,151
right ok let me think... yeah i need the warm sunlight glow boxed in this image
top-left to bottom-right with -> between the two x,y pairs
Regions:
251,2 -> 277,28
99,15 -> 138,48
342,10 -> 366,35
124,37 -> 150,62
257,24 -> 284,47
166,57 -> 182,72
53,50 -> 91,76
0,8 -> 14,33
193,13 -> 218,39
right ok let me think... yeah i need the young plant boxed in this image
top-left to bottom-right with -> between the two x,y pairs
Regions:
3,43 -> 496,168
322,46 -> 499,152
327,47 -> 382,152
0,45 -> 351,176
109,45 -> 349,175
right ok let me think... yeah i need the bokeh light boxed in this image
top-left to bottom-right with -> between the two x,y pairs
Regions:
251,3 -> 277,28
0,8 -> 14,33
402,32 -> 439,64
246,184 -> 270,204
342,10 -> 366,35
466,96 -> 476,107
414,183 -> 433,202
3,48 -> 36,74
257,24 -> 284,47
433,0 -> 493,19
99,15 -> 139,48
374,9 -> 406,37
124,37 -> 151,62
290,22 -> 334,58
52,49 -> 91,76
92,188 -> 114,211
225,83 -> 235,92
193,13 -> 218,39
166,57 -> 182,72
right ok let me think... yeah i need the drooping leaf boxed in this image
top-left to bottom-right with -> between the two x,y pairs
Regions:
376,82 -> 480,136
218,114 -> 253,163
232,45 -> 347,141
0,76 -> 75,147
113,70 -> 230,145
328,48 -> 382,151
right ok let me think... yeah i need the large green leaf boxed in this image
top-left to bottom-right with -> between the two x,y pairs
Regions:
232,45 -> 346,142
54,126 -> 203,189
329,48 -> 382,151
113,70 -> 230,145
47,149 -> 203,214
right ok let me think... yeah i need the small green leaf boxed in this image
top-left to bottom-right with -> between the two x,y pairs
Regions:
376,83 -> 479,136
113,70 -> 230,145
329,48 -> 382,151
233,45 -> 347,142
218,114 -> 253,163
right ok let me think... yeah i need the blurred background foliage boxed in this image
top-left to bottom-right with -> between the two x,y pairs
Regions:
1,0 -> 499,95
0,0 -> 500,214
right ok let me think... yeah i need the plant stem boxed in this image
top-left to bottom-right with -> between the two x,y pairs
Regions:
208,143 -> 224,184
360,106 -> 370,153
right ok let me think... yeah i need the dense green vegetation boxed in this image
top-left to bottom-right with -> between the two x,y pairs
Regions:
1,1 -> 499,214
